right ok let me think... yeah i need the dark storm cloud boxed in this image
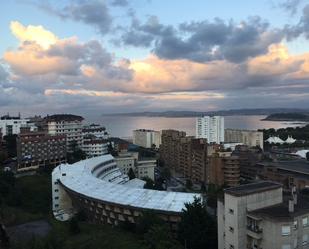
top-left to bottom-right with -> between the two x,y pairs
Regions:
119,16 -> 283,63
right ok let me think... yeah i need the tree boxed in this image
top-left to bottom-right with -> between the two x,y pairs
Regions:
69,217 -> 80,234
178,197 -> 217,249
3,135 -> 17,157
128,168 -> 136,180
306,152 -> 309,161
142,177 -> 155,189
161,167 -> 171,181
144,224 -> 182,249
135,211 -> 163,235
67,141 -> 86,164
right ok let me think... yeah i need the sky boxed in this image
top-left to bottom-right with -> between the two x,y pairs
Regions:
1,0 -> 309,117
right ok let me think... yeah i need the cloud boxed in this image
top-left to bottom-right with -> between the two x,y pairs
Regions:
278,0 -> 303,16
118,16 -> 283,63
110,0 -> 128,7
38,0 -> 112,34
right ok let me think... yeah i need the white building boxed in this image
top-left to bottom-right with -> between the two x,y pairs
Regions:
82,139 -> 108,158
136,159 -> 156,181
133,129 -> 161,149
218,182 -> 309,249
82,124 -> 108,139
44,114 -> 84,150
0,114 -> 36,136
115,151 -> 156,180
52,155 -> 198,225
196,116 -> 224,144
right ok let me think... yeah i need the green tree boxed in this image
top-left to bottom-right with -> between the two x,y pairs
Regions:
67,141 -> 86,164
69,217 -> 80,235
161,167 -> 171,181
128,168 -> 136,180
3,135 -> 17,157
144,224 -> 182,249
142,177 -> 155,189
135,211 -> 163,235
306,152 -> 309,161
178,197 -> 217,249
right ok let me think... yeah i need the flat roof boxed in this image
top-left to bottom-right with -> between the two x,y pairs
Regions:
225,181 -> 282,197
259,160 -> 309,175
249,195 -> 309,221
54,155 -> 198,213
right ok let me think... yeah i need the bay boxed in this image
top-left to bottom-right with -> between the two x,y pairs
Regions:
88,115 -> 307,138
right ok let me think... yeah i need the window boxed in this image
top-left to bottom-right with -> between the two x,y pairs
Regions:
229,209 -> 234,214
281,226 -> 291,236
229,226 -> 234,233
62,173 -> 66,176
303,217 -> 308,227
55,204 -> 59,208
303,234 -> 308,245
54,189 -> 59,192
55,196 -> 59,200
293,220 -> 298,229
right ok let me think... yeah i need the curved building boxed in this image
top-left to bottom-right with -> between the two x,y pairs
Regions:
52,155 -> 199,227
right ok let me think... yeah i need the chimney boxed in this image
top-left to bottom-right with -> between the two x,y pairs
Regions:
289,199 -> 294,213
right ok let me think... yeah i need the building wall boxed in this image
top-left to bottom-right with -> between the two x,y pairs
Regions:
133,129 -> 161,148
137,159 -> 156,180
46,119 -> 83,150
16,131 -> 67,171
196,116 -> 224,143
219,188 -> 283,249
0,118 -> 36,136
225,129 -> 264,149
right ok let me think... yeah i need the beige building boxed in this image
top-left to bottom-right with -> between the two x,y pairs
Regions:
218,182 -> 309,249
133,129 -> 161,149
225,129 -> 264,149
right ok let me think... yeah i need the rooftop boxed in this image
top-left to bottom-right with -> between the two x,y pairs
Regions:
259,160 -> 309,176
249,195 -> 309,221
225,181 -> 282,197
54,155 -> 198,213
44,114 -> 84,122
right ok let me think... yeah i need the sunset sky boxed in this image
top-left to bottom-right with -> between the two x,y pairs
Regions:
1,0 -> 309,117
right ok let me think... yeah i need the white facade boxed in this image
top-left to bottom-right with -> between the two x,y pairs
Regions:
82,124 -> 108,139
46,116 -> 83,149
82,140 -> 108,158
0,117 -> 36,136
133,129 -> 161,148
52,155 -> 198,221
196,116 -> 224,143
115,151 -> 155,180
136,159 -> 156,180
225,129 -> 264,149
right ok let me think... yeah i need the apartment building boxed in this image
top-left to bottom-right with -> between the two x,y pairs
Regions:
207,152 -> 240,187
218,181 -> 309,249
196,116 -> 224,143
160,129 -> 239,186
136,158 -> 156,180
82,124 -> 108,139
133,129 -> 161,148
16,129 -> 66,172
44,114 -> 84,150
0,114 -> 36,136
82,138 -> 108,158
225,129 -> 264,149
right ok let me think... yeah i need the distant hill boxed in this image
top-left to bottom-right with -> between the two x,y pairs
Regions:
102,108 -> 308,117
263,112 -> 309,121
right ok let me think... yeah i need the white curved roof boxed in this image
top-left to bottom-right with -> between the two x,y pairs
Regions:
266,136 -> 284,144
285,136 -> 296,144
53,155 -> 198,213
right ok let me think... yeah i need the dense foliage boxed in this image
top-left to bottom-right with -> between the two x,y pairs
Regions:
178,197 -> 217,249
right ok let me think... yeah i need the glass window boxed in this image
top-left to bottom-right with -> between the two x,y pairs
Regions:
282,226 -> 291,236
303,217 -> 308,227
229,209 -> 234,214
229,226 -> 234,233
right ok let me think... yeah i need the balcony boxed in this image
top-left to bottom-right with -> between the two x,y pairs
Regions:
247,226 -> 263,240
